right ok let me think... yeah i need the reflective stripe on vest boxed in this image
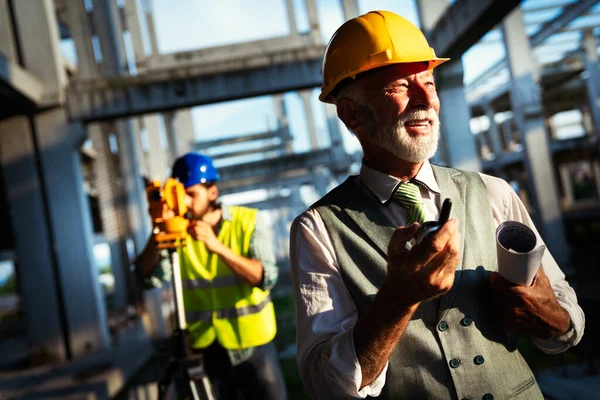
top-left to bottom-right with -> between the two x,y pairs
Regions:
182,275 -> 243,290
186,296 -> 272,322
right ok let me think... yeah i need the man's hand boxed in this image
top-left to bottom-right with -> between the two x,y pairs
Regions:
188,220 -> 222,253
386,219 -> 461,306
490,268 -> 571,339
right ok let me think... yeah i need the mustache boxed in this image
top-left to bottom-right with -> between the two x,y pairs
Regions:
397,109 -> 438,124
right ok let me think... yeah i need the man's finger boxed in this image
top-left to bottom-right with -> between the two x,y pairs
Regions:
388,223 -> 420,256
411,219 -> 459,266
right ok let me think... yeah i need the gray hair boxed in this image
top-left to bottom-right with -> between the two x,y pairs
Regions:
333,81 -> 378,136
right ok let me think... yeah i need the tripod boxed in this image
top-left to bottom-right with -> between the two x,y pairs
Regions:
157,249 -> 216,400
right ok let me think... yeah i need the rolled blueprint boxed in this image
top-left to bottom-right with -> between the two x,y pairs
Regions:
496,221 -> 545,286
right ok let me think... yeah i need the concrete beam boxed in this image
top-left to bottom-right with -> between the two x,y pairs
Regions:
426,0 -> 522,59
194,129 -> 291,150
217,149 -> 351,194
67,53 -> 323,123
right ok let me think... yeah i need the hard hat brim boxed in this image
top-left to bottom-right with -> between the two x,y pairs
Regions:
319,57 -> 450,104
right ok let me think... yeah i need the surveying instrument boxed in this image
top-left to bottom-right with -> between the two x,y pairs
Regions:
146,179 -> 216,400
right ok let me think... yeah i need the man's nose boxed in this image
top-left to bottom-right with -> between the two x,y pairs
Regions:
409,84 -> 435,109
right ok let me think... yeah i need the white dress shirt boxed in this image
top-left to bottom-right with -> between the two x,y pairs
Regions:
289,161 -> 585,399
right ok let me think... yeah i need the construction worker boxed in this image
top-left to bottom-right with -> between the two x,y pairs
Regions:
137,152 -> 287,400
289,10 -> 584,399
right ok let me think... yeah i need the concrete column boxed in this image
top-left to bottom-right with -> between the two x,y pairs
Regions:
436,60 -> 481,171
0,116 -> 67,361
114,120 -> 151,252
559,164 -> 573,210
141,0 -> 159,55
114,119 -> 167,338
311,169 -> 330,197
89,124 -> 131,309
416,0 -> 449,33
482,103 -> 503,157
12,0 -> 67,104
325,102 -> 350,175
91,0 -> 128,76
304,0 -> 321,45
164,109 -> 195,161
141,115 -> 170,181
0,0 -> 18,62
417,0 -> 479,171
37,108 -> 111,356
593,161 -> 600,201
64,0 -> 97,79
273,94 -> 293,153
502,118 -> 514,151
582,29 -> 600,136
299,90 -> 318,149
340,0 -> 360,20
284,0 -> 298,36
502,8 -> 569,265
582,108 -> 595,135
124,0 -> 146,66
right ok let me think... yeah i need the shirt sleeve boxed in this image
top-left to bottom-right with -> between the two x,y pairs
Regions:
136,249 -> 172,290
249,211 -> 278,292
480,173 -> 585,353
290,210 -> 388,399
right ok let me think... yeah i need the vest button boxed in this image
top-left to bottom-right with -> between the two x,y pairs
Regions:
449,358 -> 460,368
460,317 -> 473,326
438,321 -> 449,331
474,355 -> 485,365
482,394 -> 494,400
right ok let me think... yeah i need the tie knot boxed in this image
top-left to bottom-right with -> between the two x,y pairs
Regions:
393,181 -> 427,225
394,182 -> 423,207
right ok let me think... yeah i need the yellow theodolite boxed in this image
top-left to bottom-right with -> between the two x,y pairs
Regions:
146,178 -> 190,249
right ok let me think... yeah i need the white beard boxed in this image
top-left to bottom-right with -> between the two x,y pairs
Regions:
369,109 -> 440,163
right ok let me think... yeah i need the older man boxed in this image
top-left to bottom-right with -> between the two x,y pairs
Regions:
290,10 -> 584,400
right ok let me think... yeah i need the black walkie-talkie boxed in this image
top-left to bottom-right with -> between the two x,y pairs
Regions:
414,198 -> 452,245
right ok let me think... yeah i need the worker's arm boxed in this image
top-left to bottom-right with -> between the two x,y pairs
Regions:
136,234 -> 162,279
188,219 -> 264,287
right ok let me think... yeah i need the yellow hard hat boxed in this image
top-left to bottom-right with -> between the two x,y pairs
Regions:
319,10 -> 450,103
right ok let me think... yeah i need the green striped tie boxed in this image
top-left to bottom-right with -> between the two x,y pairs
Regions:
393,182 -> 427,226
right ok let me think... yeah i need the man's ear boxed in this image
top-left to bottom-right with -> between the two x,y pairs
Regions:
207,184 -> 219,202
336,98 -> 361,134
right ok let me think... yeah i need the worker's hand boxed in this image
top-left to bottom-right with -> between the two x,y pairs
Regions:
162,203 -> 175,220
188,220 -> 222,253
386,219 -> 461,306
490,268 -> 571,339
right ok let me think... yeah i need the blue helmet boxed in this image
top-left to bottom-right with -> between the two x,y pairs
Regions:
171,153 -> 220,188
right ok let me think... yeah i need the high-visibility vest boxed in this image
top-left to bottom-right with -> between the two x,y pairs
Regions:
178,206 -> 277,350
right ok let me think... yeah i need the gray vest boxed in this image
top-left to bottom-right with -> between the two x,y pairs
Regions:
314,165 -> 542,400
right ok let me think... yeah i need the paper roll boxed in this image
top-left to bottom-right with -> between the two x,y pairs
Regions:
496,221 -> 545,286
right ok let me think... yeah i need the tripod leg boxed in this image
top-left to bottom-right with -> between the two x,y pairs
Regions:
158,359 -> 178,400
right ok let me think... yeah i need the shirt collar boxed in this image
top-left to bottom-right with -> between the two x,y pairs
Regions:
219,203 -> 232,221
359,160 -> 441,204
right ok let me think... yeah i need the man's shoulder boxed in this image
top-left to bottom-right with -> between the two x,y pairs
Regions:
431,165 -> 513,201
310,175 -> 359,210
